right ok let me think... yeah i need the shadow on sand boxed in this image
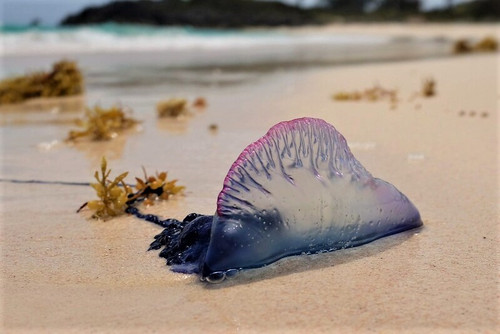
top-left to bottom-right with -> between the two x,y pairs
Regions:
203,226 -> 422,289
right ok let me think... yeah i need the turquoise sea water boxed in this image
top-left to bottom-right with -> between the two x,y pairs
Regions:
1,23 -> 271,37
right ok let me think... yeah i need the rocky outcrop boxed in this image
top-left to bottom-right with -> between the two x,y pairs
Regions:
61,0 -> 321,28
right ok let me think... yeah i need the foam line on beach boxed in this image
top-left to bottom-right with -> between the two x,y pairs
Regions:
2,24 -> 392,56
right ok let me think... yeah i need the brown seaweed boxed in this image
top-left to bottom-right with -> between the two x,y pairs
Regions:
133,169 -> 185,206
332,84 -> 398,108
422,78 -> 436,97
78,157 -> 185,219
453,39 -> 473,54
67,105 -> 139,141
0,60 -> 83,105
453,36 -> 498,54
156,98 -> 188,117
474,36 -> 498,52
193,97 -> 207,108
81,157 -> 131,219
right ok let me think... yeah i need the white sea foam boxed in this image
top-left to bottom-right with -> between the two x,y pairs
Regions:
1,25 -> 390,56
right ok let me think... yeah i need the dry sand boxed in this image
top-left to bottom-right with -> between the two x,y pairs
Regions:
1,28 -> 499,333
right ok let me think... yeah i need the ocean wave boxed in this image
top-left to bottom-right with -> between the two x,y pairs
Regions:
1,23 -> 390,56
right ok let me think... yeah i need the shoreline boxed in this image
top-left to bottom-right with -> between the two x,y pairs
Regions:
283,21 -> 499,37
2,23 -> 498,78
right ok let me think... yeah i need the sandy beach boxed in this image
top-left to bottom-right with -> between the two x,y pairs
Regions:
1,24 -> 499,333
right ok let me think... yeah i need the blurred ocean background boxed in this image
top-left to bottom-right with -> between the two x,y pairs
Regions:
3,0 -> 494,90
2,23 -> 392,57
1,0 -> 493,112
1,23 -> 451,79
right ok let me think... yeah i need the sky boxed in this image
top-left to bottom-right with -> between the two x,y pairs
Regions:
1,0 -> 466,26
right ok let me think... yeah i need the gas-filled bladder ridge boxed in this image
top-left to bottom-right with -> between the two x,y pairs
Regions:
148,117 -> 422,283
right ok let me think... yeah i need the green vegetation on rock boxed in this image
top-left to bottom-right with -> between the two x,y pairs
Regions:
61,0 -> 499,27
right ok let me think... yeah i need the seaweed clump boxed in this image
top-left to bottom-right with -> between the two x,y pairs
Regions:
157,98 -> 188,117
0,60 -> 83,105
453,39 -> 473,54
333,85 -> 398,102
193,97 -> 207,108
332,84 -> 398,108
67,105 -> 139,141
453,36 -> 498,54
82,157 -> 131,219
157,97 -> 208,117
78,157 -> 185,219
421,78 -> 436,97
474,36 -> 498,52
133,170 -> 185,206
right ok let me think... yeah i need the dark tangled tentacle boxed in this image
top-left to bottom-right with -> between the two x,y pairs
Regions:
126,206 -> 213,274
125,206 -> 183,228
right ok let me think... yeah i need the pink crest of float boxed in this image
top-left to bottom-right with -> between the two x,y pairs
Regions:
216,117 -> 362,216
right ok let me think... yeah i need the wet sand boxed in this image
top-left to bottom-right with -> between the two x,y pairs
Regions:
1,27 -> 499,333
